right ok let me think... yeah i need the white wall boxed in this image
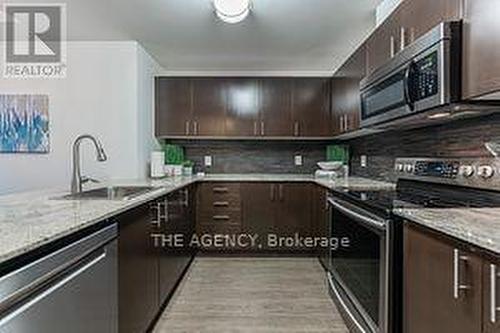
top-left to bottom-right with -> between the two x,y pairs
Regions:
0,41 -> 162,194
376,0 -> 403,27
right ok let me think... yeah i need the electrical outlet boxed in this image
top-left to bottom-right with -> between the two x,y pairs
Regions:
294,155 -> 303,166
360,155 -> 367,168
204,155 -> 212,167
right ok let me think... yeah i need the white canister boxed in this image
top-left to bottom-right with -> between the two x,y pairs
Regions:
150,151 -> 165,178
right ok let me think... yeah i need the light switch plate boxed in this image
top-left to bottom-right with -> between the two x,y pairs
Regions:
360,155 -> 367,168
295,155 -> 303,166
204,156 -> 212,167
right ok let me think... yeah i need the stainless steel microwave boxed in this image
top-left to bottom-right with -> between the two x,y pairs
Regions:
360,21 -> 462,128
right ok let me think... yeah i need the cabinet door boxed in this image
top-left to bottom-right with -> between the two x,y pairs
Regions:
292,78 -> 331,137
366,11 -> 402,75
155,78 -> 192,137
463,0 -> 500,99
403,224 -> 482,333
402,0 -> 462,46
241,183 -> 277,248
312,186 -> 329,268
225,78 -> 259,137
118,203 -> 159,333
260,78 -> 294,137
192,78 -> 226,136
483,258 -> 500,333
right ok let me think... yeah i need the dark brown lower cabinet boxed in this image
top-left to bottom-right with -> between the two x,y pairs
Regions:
483,257 -> 500,333
403,224 -> 483,333
117,203 -> 159,333
313,186 -> 329,269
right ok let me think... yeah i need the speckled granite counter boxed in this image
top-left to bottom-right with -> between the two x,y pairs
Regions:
394,207 -> 500,255
0,174 -> 393,265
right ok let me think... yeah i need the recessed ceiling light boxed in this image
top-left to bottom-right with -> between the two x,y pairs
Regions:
213,0 -> 251,24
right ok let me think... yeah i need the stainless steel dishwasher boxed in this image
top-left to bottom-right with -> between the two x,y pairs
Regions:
0,223 -> 118,333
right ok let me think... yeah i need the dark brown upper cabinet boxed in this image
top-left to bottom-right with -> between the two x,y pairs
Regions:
191,78 -> 227,137
463,0 -> 500,100
400,0 -> 462,46
155,77 -> 330,139
331,43 -> 366,136
292,78 -> 331,137
155,77 -> 192,137
224,78 -> 259,137
259,78 -> 294,137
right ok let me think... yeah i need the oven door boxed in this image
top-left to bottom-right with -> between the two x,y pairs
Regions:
327,196 -> 389,333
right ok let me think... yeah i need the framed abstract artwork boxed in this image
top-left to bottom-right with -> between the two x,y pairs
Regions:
0,94 -> 49,153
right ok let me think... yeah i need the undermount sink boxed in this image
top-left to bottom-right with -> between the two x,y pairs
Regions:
55,186 -> 158,201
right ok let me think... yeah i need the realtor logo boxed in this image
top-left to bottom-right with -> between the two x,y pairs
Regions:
3,4 -> 66,78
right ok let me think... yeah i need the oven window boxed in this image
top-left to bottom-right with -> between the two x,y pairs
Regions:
330,205 -> 381,326
361,70 -> 406,119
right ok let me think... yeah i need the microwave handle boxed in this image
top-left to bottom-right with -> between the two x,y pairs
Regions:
403,62 -> 416,110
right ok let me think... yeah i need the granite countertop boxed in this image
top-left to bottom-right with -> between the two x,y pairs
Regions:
0,174 -> 393,265
394,207 -> 500,255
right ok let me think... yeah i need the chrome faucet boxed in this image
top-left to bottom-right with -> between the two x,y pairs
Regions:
71,134 -> 107,194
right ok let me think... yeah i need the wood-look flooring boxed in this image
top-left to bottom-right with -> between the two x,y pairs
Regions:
153,257 -> 348,333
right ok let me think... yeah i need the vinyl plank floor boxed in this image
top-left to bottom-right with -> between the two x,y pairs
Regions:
153,257 -> 348,333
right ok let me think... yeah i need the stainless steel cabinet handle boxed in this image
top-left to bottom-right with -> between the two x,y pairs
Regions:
453,249 -> 471,299
260,121 -> 265,136
400,26 -> 406,51
213,187 -> 228,193
254,121 -> 258,136
294,121 -> 299,136
193,121 -> 198,135
213,201 -> 229,207
183,188 -> 189,207
490,264 -> 500,323
270,184 -> 275,201
344,115 -> 349,132
185,121 -> 190,135
339,115 -> 344,132
212,215 -> 230,221
279,184 -> 284,201
390,35 -> 396,58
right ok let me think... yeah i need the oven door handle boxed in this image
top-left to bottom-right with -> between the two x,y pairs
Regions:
328,197 -> 387,231
403,62 -> 416,110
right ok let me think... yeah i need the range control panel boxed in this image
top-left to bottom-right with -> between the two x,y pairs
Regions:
395,158 -> 500,189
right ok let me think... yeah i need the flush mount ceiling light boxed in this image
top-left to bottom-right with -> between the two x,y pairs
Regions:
213,0 -> 251,24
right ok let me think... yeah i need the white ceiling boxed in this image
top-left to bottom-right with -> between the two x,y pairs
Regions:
4,0 -> 381,74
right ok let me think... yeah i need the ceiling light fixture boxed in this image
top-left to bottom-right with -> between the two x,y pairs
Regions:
213,0 -> 251,24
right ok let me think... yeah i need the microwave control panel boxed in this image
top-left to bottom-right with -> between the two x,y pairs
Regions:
412,51 -> 439,101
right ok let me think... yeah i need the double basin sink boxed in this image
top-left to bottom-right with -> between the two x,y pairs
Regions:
57,186 -> 158,201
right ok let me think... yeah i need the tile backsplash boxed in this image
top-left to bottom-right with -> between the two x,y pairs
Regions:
169,140 -> 328,174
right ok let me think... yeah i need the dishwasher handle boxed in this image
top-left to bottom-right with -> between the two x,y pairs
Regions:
0,223 -> 117,312
0,249 -> 107,327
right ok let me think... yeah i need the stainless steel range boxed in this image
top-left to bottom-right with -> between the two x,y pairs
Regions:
327,157 -> 500,333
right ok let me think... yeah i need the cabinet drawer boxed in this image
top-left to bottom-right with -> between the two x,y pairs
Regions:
198,183 -> 241,201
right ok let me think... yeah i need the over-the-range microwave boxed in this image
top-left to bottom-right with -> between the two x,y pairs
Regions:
359,21 -> 496,130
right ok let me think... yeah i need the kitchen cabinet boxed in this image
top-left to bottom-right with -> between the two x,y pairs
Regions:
403,224 -> 483,333
156,77 -> 330,139
259,78 -> 294,137
192,78 -> 227,136
225,78 -> 260,137
241,182 -> 313,252
117,203 -> 159,333
463,0 -> 500,100
155,77 -> 192,137
292,78 -> 331,137
400,0 -> 462,46
157,186 -> 195,302
483,257 -> 500,333
331,43 -> 366,136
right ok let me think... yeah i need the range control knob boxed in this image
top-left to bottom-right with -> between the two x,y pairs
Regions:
395,163 -> 404,172
460,165 -> 475,178
404,164 -> 414,173
477,165 -> 495,179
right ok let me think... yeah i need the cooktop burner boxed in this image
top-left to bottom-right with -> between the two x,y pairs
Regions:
336,179 -> 500,217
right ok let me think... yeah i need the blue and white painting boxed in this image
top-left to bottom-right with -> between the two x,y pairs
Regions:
0,95 -> 49,153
